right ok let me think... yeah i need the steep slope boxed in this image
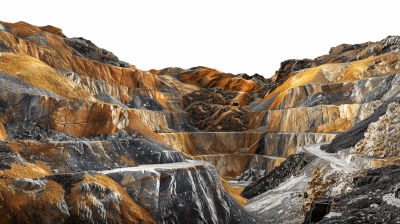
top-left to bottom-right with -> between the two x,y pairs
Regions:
237,36 -> 400,223
2,20 -> 400,224
0,20 -> 264,224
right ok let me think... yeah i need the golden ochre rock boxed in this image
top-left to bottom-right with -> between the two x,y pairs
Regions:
3,20 -> 400,223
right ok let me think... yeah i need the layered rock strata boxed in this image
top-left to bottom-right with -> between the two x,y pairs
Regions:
0,21 -> 266,223
3,20 -> 400,224
102,160 -> 261,224
305,165 -> 400,223
241,153 -> 317,199
321,97 -> 400,153
248,100 -> 382,132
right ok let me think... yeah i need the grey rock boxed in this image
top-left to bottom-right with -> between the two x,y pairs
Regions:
241,153 -> 316,199
0,22 -> 11,34
0,144 -> 27,170
234,166 -> 265,182
63,37 -> 124,67
322,97 -> 400,153
250,92 -> 279,112
172,120 -> 199,132
0,71 -> 59,98
118,60 -> 130,68
95,91 -> 128,108
126,94 -> 166,111
103,161 -> 262,224
0,40 -> 10,52
23,34 -> 48,46
305,165 -> 400,223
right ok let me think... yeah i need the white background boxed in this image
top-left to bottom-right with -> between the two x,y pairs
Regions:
0,0 -> 398,78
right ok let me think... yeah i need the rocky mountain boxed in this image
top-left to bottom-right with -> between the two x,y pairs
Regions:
0,21 -> 400,223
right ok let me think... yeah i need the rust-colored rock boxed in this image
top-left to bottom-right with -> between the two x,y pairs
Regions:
66,174 -> 156,223
6,20 -> 400,223
183,88 -> 249,131
152,66 -> 261,92
0,91 -> 163,141
0,121 -> 7,141
248,101 -> 382,132
257,53 -> 400,111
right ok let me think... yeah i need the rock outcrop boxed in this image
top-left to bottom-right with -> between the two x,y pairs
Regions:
241,153 -> 317,199
349,102 -> 400,158
2,20 -> 400,224
102,160 -> 260,224
0,20 -> 267,223
305,165 -> 400,223
321,97 -> 400,153
182,87 -> 249,131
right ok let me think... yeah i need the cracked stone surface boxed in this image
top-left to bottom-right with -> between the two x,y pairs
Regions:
2,20 -> 400,224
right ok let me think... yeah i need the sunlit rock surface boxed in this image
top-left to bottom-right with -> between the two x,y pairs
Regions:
102,160 -> 260,223
2,20 -> 400,223
272,72 -> 400,110
248,101 -> 382,132
254,132 -> 337,157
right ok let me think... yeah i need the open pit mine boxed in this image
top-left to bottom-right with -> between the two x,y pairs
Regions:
0,21 -> 399,224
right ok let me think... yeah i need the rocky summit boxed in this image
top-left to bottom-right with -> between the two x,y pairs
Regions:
0,21 -> 400,224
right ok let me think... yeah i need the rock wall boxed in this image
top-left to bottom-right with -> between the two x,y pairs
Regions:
0,90 -> 163,141
192,154 -> 284,179
255,132 -> 337,157
103,161 -> 261,223
161,132 -> 262,155
4,20 -> 400,224
275,72 -> 400,110
321,97 -> 400,153
248,101 -> 382,132
305,165 -> 400,223
58,69 -> 190,114
256,52 -> 400,111
160,132 -> 285,179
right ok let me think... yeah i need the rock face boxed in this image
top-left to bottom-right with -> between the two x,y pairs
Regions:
249,100 -> 383,132
102,161 -> 260,224
2,20 -> 400,224
254,132 -> 337,157
259,52 -> 400,111
321,97 -> 400,153
349,102 -> 400,158
63,37 -> 124,67
241,36 -> 400,223
182,87 -> 249,131
0,20 -> 266,224
126,94 -> 166,111
241,153 -> 317,199
271,72 -> 400,110
305,165 -> 400,223
234,166 -> 265,182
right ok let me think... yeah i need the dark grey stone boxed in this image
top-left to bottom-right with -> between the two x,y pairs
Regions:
63,37 -> 121,67
241,153 -> 317,199
172,120 -> 199,132
0,40 -> 10,52
126,94 -> 166,111
23,34 -> 48,46
296,92 -> 331,108
0,71 -> 59,98
118,60 -> 130,68
304,165 -> 400,223
94,91 -> 128,108
250,92 -> 279,112
0,144 -> 26,170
